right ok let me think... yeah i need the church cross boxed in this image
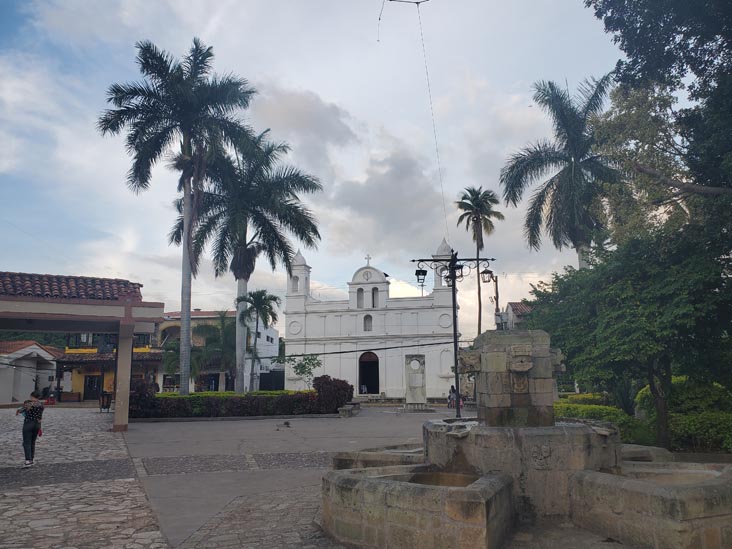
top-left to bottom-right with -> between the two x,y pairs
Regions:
365,254 -> 372,266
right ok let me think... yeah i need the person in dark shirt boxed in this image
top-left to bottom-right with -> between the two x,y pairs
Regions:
16,391 -> 44,467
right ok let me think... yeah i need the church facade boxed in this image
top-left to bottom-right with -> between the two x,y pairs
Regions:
284,240 -> 456,399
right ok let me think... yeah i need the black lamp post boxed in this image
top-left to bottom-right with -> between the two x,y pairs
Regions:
412,250 -> 495,418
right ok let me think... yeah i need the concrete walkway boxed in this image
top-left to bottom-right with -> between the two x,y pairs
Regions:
124,408 -> 451,547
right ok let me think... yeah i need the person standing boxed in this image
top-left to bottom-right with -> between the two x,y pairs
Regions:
448,385 -> 456,408
16,391 -> 44,468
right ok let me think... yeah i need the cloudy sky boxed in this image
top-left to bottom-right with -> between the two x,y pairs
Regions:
0,0 -> 622,339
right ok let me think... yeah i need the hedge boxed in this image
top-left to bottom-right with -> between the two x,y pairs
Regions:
562,393 -> 608,406
669,412 -> 732,452
130,376 -> 353,418
554,402 -> 655,445
635,376 -> 732,418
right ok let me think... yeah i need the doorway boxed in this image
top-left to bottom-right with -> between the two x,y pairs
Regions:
83,375 -> 102,400
358,352 -> 379,394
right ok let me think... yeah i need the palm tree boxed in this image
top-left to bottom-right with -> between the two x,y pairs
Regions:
456,187 -> 505,334
499,74 -> 619,268
98,38 -> 255,394
161,311 -> 236,390
192,311 -> 236,388
172,133 -> 321,392
238,290 -> 281,391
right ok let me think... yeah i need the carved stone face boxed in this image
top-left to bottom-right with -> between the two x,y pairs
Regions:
531,444 -> 552,469
508,344 -> 533,372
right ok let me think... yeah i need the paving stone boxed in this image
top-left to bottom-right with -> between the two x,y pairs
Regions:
0,459 -> 136,489
0,408 -> 128,467
0,409 -> 166,549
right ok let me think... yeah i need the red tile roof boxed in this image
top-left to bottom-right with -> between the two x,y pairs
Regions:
0,272 -> 143,301
508,302 -> 533,317
0,340 -> 63,357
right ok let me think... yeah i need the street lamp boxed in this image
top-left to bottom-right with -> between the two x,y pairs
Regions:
480,268 -> 503,330
411,250 -> 496,418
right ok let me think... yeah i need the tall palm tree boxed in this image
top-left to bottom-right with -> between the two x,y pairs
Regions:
238,290 -> 281,391
499,74 -> 619,268
98,38 -> 255,394
172,133 -> 321,392
456,187 -> 505,334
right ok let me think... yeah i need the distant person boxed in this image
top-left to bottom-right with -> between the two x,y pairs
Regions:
153,381 -> 160,393
16,391 -> 44,468
448,385 -> 456,408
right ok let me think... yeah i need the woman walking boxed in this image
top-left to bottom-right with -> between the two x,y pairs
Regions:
16,391 -> 44,467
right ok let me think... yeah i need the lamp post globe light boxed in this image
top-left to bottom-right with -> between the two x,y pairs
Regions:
412,249 -> 495,418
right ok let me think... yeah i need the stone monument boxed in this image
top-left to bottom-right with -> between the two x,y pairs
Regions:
461,330 -> 563,427
322,329 -> 732,548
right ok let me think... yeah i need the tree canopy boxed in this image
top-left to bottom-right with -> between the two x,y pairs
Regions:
526,223 -> 732,445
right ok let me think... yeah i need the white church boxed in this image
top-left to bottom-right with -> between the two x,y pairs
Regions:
284,240 -> 456,399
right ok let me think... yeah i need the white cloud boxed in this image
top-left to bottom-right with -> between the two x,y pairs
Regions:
3,0 -> 621,340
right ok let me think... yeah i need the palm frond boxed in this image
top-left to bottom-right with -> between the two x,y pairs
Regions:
500,141 -> 566,205
578,73 -> 615,120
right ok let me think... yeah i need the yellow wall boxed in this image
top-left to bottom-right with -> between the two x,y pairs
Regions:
70,366 -> 146,397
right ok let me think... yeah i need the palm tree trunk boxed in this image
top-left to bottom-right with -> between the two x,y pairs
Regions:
250,313 -> 260,391
476,239 -> 482,335
576,243 -> 591,269
235,277 -> 248,393
179,174 -> 193,396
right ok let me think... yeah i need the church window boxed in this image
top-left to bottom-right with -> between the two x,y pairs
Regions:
372,287 -> 379,308
364,314 -> 373,332
292,276 -> 299,293
357,288 -> 364,308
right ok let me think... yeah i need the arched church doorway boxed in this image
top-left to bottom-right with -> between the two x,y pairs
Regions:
358,352 -> 379,394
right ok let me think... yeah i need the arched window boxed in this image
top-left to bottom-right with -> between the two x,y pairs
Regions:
292,276 -> 299,293
372,287 -> 379,308
357,288 -> 364,308
364,314 -> 373,332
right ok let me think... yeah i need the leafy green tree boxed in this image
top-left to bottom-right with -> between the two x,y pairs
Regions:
238,290 -> 281,391
499,75 -> 620,267
586,0 -> 732,200
455,186 -> 504,334
98,38 -> 255,395
526,225 -> 732,447
593,85 -> 692,242
273,354 -> 322,390
171,133 -> 320,392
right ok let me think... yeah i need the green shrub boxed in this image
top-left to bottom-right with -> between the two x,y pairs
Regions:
130,378 -> 352,418
669,412 -> 732,452
554,402 -> 655,445
565,393 -> 608,406
635,376 -> 732,419
312,375 -> 353,413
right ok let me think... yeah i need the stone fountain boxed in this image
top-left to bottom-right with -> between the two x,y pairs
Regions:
321,330 -> 732,548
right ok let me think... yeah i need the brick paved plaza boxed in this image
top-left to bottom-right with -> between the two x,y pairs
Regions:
0,407 -> 622,548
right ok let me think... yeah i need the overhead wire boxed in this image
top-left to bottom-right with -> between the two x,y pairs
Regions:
378,0 -> 451,243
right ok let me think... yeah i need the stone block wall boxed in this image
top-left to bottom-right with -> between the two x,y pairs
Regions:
424,421 -> 622,521
461,330 -> 562,427
570,468 -> 732,548
321,465 -> 514,548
